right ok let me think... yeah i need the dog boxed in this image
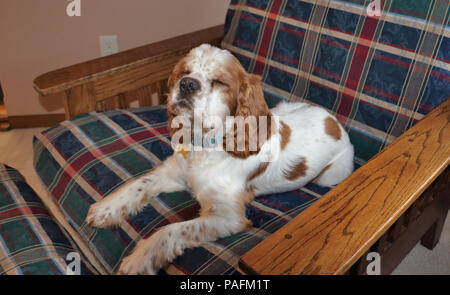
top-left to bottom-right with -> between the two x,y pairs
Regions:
86,44 -> 354,274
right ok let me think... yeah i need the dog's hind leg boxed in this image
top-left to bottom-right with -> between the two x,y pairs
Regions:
313,146 -> 354,187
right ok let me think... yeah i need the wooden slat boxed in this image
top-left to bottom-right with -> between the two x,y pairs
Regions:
63,83 -> 95,119
118,93 -> 127,109
134,86 -> 153,107
96,101 -> 105,112
159,79 -> 169,104
420,169 -> 450,250
239,98 -> 450,275
34,25 -> 224,96
387,214 -> 406,243
99,95 -> 120,111
150,82 -> 161,106
374,232 -> 391,255
379,174 -> 449,274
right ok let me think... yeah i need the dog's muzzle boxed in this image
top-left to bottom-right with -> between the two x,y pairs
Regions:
179,77 -> 201,96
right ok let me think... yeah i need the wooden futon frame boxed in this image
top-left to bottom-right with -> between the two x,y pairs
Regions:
34,25 -> 449,275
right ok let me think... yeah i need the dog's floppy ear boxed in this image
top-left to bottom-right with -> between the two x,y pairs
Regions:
235,74 -> 270,118
167,106 -> 179,138
224,74 -> 274,158
167,57 -> 188,90
166,57 -> 189,139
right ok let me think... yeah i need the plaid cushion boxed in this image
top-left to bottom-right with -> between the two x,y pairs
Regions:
0,164 -> 96,275
33,106 -> 332,274
223,0 -> 450,164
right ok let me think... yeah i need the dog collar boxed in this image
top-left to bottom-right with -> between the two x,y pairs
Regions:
191,135 -> 220,148
176,136 -> 221,159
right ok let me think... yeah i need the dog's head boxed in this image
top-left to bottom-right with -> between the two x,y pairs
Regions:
167,44 -> 274,157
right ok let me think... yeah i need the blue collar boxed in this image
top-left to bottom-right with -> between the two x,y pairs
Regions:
191,135 -> 220,148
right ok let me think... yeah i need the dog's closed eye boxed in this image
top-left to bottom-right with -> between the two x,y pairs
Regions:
211,79 -> 228,88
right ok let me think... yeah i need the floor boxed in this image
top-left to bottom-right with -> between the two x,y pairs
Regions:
0,128 -> 48,199
0,127 -> 449,275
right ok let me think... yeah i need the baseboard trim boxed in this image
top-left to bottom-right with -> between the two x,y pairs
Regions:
9,114 -> 65,129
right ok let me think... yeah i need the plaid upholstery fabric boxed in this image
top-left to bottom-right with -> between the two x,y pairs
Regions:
0,164 -> 96,275
223,0 -> 450,164
33,106 -> 331,274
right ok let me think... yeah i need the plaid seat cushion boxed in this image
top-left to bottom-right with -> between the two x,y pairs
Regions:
222,0 -> 450,164
33,106 -> 333,274
0,164 -> 96,275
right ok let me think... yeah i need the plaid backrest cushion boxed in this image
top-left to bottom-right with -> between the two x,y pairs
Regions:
222,0 -> 450,163
33,106 -> 328,274
0,164 -> 96,274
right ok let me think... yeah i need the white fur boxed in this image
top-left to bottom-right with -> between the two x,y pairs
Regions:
86,45 -> 354,275
251,102 -> 354,194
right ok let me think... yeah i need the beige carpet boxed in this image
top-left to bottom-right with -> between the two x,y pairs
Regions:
0,127 -> 448,275
392,213 -> 450,275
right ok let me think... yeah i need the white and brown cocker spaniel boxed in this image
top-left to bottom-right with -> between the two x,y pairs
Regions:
86,44 -> 354,274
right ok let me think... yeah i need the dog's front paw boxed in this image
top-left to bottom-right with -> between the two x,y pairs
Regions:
117,252 -> 157,275
117,246 -> 159,275
86,198 -> 128,228
117,234 -> 168,275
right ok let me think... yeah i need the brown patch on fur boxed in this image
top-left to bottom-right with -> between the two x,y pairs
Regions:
140,194 -> 150,206
247,162 -> 270,182
219,56 -> 248,115
223,95 -> 237,115
325,117 -> 341,140
167,57 -> 189,90
312,163 -> 332,182
224,74 -> 275,158
167,104 -> 186,140
166,56 -> 192,140
280,121 -> 291,150
222,81 -> 238,115
283,157 -> 308,181
181,231 -> 186,236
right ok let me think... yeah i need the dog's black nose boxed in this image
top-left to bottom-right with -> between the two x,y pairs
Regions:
179,77 -> 201,96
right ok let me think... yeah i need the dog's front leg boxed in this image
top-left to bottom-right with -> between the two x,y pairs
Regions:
117,194 -> 253,275
86,154 -> 186,228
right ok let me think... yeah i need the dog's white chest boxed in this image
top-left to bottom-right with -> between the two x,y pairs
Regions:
181,150 -> 247,199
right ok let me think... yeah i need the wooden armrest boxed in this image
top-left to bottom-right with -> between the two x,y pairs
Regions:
34,25 -> 224,96
240,98 -> 450,275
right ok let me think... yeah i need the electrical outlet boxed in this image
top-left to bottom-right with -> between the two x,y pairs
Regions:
99,35 -> 119,56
